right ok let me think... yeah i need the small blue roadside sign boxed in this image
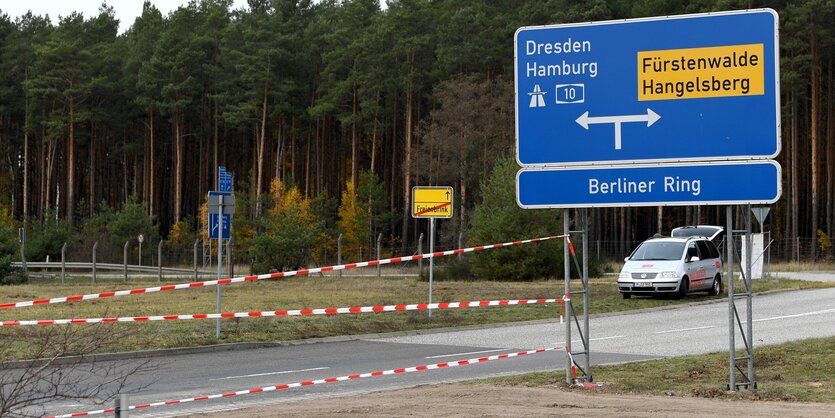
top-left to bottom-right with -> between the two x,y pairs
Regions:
208,213 -> 231,239
219,166 -> 233,192
515,9 -> 779,166
517,161 -> 781,208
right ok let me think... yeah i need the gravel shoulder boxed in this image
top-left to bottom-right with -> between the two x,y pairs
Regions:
195,383 -> 835,417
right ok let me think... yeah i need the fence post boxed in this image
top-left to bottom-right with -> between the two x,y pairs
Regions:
376,233 -> 382,278
457,231 -> 463,261
123,241 -> 129,282
92,241 -> 98,284
795,236 -> 800,262
115,393 -> 129,418
338,233 -> 343,279
193,239 -> 199,282
61,242 -> 67,284
227,238 -> 232,277
157,241 -> 163,282
418,233 -> 424,280
19,228 -> 28,283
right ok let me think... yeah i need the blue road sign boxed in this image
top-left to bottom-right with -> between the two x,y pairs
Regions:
208,213 -> 231,239
219,166 -> 233,192
517,161 -> 781,208
515,9 -> 779,166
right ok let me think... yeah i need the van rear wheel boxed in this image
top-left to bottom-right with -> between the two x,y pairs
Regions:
708,275 -> 722,296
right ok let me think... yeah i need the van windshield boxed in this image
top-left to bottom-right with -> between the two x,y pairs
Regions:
629,241 -> 684,261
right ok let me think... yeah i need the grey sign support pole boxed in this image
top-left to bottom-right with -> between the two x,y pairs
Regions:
745,204 -> 755,389
727,205 -> 756,391
216,194 -> 224,339
563,209 -> 572,384
581,208 -> 591,382
428,217 -> 435,320
124,241 -> 129,282
727,206 -> 735,390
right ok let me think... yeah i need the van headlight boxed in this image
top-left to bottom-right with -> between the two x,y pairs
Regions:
660,271 -> 678,278
618,271 -> 630,279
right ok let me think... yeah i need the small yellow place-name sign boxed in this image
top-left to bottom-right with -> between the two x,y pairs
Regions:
638,43 -> 765,101
412,186 -> 453,219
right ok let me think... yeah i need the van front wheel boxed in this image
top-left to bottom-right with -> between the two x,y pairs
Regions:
675,278 -> 689,299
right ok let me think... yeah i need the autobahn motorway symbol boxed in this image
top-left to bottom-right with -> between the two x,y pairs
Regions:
514,9 -> 779,166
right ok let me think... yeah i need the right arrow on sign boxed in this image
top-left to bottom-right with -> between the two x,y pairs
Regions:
576,108 -> 661,150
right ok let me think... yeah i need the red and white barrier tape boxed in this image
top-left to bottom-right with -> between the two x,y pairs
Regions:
1,298 -> 563,327
1,235 -> 566,311
46,345 -> 559,418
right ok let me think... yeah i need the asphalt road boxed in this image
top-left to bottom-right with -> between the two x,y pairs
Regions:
43,286 -> 835,417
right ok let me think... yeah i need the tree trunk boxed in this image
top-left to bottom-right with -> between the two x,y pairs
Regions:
149,111 -> 155,218
657,207 -> 663,234
810,32 -> 818,259
89,132 -> 95,217
214,101 -> 219,190
827,60 -> 833,254
23,108 -> 29,220
174,111 -> 184,222
400,86 -> 413,251
352,85 -> 358,190
791,99 -> 799,252
67,96 -> 75,223
255,72 -> 269,218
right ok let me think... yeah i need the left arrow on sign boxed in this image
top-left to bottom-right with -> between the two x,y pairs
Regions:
575,108 -> 661,150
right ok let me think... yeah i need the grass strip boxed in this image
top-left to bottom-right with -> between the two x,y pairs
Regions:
473,336 -> 835,403
0,276 -> 832,360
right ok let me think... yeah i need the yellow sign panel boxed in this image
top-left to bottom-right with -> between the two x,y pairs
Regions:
412,187 -> 453,219
638,43 -> 764,101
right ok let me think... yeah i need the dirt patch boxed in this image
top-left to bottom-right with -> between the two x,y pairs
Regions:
197,383 -> 835,417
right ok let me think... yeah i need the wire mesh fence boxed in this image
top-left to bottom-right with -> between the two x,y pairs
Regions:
11,233 -> 832,283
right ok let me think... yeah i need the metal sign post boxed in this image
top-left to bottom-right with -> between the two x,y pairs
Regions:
209,167 -> 235,339
429,218 -> 435,319
216,193 -> 223,339
412,186 -> 453,320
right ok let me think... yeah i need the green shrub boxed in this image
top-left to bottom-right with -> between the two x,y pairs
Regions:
468,156 -> 564,281
0,254 -> 24,285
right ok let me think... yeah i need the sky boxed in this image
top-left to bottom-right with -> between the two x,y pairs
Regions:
0,1 -> 249,33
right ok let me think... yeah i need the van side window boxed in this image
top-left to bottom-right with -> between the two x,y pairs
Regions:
705,241 -> 720,259
686,243 -> 699,260
695,241 -> 712,260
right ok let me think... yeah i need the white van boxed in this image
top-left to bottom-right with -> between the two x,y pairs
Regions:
617,226 -> 724,299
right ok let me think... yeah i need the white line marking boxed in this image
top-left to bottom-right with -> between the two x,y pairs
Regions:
591,335 -> 625,341
753,308 -> 835,323
210,367 -> 329,381
425,348 -> 509,359
655,325 -> 716,334
551,336 -> 625,346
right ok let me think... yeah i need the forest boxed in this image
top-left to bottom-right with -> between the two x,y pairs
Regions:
0,0 -> 833,274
